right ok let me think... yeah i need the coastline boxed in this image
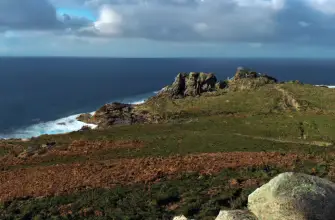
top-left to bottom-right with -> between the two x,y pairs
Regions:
0,84 -> 334,141
0,91 -> 158,140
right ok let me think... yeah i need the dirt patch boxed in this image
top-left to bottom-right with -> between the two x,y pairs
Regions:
233,133 -> 333,147
0,140 -> 144,167
0,152 -> 300,202
275,85 -> 301,111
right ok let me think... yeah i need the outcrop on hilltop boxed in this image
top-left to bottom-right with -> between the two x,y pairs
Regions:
161,72 -> 217,98
228,67 -> 278,91
78,67 -> 280,128
159,68 -> 278,98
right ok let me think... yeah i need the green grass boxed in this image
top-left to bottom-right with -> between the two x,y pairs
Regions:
0,148 -> 8,157
5,113 -> 335,170
140,85 -> 283,120
281,84 -> 335,111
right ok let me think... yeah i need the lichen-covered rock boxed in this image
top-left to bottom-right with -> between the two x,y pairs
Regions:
229,67 -> 277,91
248,172 -> 335,220
163,72 -> 217,98
215,210 -> 257,220
184,72 -> 201,96
171,73 -> 187,98
90,103 -> 134,128
199,72 -> 217,92
234,67 -> 258,80
85,102 -> 151,128
76,113 -> 92,123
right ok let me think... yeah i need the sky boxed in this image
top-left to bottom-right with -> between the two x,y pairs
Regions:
1,0 -> 335,57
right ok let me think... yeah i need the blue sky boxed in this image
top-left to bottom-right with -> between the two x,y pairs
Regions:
1,0 -> 335,57
57,8 -> 96,21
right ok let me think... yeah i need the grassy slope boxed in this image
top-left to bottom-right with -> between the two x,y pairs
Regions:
1,84 -> 335,219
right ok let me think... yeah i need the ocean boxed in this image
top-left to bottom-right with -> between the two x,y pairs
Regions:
1,57 -> 335,139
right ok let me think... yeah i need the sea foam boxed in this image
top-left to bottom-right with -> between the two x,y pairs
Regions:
316,85 -> 335,88
0,91 -> 158,139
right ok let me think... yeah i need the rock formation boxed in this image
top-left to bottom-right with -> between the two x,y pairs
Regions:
77,102 -> 151,129
162,72 -> 217,98
228,67 -> 278,91
78,68 -> 279,129
76,113 -> 92,123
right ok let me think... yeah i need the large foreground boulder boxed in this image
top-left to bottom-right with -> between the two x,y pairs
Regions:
248,172 -> 335,220
163,72 -> 217,98
215,210 -> 257,220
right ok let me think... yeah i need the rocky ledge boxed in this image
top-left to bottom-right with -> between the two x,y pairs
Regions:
76,102 -> 152,129
174,172 -> 335,220
159,67 -> 278,98
77,67 -> 279,128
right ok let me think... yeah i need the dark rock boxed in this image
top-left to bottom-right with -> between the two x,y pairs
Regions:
79,125 -> 92,131
57,122 -> 66,126
216,80 -> 229,89
46,141 -> 56,148
171,73 -> 187,98
89,102 -> 148,129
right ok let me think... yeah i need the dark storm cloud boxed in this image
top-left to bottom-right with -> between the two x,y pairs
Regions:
0,0 -> 60,30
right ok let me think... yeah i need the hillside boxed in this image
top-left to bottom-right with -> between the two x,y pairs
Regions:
1,68 -> 335,219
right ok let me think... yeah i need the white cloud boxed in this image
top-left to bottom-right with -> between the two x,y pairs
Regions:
193,22 -> 209,33
93,5 -> 123,35
298,21 -> 310,27
249,42 -> 263,48
234,0 -> 285,10
308,0 -> 335,15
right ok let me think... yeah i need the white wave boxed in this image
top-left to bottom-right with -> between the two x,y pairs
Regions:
0,114 -> 98,140
315,85 -> 335,88
0,91 -> 157,140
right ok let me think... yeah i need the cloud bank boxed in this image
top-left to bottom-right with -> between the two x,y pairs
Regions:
1,0 -> 335,56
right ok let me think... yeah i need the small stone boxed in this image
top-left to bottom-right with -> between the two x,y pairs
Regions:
173,215 -> 188,220
215,210 -> 257,220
